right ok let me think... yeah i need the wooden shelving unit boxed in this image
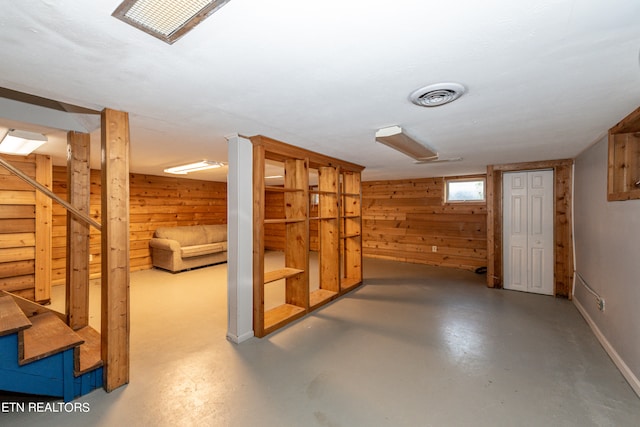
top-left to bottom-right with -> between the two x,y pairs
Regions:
608,106 -> 640,201
312,166 -> 340,309
340,171 -> 363,292
252,135 -> 364,337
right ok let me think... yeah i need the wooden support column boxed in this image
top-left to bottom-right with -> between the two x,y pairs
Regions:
66,131 -> 91,330
34,155 -> 52,303
101,108 -> 130,391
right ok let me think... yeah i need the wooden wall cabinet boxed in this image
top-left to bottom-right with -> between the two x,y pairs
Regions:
252,136 -> 364,337
608,106 -> 640,201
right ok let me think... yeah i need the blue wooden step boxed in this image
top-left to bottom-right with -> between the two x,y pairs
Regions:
0,297 -> 104,402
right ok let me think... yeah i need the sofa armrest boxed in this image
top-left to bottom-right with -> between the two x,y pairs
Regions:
149,238 -> 181,252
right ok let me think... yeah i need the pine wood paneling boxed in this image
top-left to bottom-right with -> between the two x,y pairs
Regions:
51,167 -> 227,284
0,154 -> 51,302
362,177 -> 487,271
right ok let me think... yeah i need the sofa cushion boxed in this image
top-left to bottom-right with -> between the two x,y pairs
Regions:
180,242 -> 227,258
154,225 -> 208,247
204,224 -> 227,243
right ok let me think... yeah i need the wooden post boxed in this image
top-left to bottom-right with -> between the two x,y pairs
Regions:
34,154 -> 52,303
66,131 -> 91,330
100,108 -> 130,391
225,134 -> 254,343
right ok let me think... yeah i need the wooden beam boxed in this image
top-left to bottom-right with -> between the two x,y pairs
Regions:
66,131 -> 91,330
490,158 -> 573,171
34,155 -> 52,303
100,108 -> 130,392
250,135 -> 365,172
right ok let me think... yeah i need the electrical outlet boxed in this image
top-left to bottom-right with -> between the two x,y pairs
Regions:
89,254 -> 93,262
598,298 -> 605,312
432,246 -> 438,252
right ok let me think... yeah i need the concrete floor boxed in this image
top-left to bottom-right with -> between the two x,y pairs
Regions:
3,258 -> 640,426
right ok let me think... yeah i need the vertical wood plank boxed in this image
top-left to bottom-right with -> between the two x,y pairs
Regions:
486,166 -> 495,287
252,144 -> 266,337
554,164 -> 574,299
66,131 -> 91,330
100,108 -> 130,392
318,167 -> 339,293
342,171 -> 362,288
491,169 -> 503,288
34,154 -> 52,303
284,158 -> 309,309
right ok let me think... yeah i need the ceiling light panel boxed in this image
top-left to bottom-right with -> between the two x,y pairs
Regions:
164,160 -> 223,174
375,126 -> 438,161
0,129 -> 48,155
112,0 -> 231,44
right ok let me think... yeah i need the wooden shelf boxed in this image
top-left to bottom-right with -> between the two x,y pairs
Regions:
310,190 -> 337,195
341,192 -> 360,197
341,277 -> 362,292
264,268 -> 304,284
309,216 -> 338,220
265,186 -> 305,193
342,214 -> 360,219
341,232 -> 361,239
264,218 -> 306,224
310,289 -> 338,308
264,304 -> 306,331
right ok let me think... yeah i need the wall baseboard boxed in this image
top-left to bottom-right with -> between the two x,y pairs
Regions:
573,298 -> 640,398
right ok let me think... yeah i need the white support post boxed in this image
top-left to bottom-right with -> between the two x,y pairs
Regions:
225,134 -> 254,343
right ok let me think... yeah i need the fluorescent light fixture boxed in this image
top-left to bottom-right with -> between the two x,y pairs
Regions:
164,160 -> 223,175
112,0 -> 231,44
265,175 -> 284,179
414,157 -> 463,164
0,129 -> 48,155
375,126 -> 438,161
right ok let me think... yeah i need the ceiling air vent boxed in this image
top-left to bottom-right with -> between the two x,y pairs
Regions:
409,83 -> 466,107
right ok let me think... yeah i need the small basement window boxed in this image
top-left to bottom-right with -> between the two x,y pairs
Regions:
445,177 -> 486,203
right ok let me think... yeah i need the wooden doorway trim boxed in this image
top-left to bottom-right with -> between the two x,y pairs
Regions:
486,159 -> 574,298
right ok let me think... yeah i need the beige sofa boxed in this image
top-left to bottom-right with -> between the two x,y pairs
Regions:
149,224 -> 227,272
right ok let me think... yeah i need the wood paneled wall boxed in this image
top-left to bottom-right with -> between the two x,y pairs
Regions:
52,167 -> 227,284
362,177 -> 487,271
0,154 -> 52,302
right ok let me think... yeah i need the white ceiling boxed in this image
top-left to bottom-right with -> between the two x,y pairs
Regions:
1,0 -> 640,182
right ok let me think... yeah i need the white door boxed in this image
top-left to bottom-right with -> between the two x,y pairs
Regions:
503,170 -> 554,295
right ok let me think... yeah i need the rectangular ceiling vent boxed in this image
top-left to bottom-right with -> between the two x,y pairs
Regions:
112,0 -> 231,44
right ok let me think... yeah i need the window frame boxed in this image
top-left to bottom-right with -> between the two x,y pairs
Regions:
444,176 -> 487,204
